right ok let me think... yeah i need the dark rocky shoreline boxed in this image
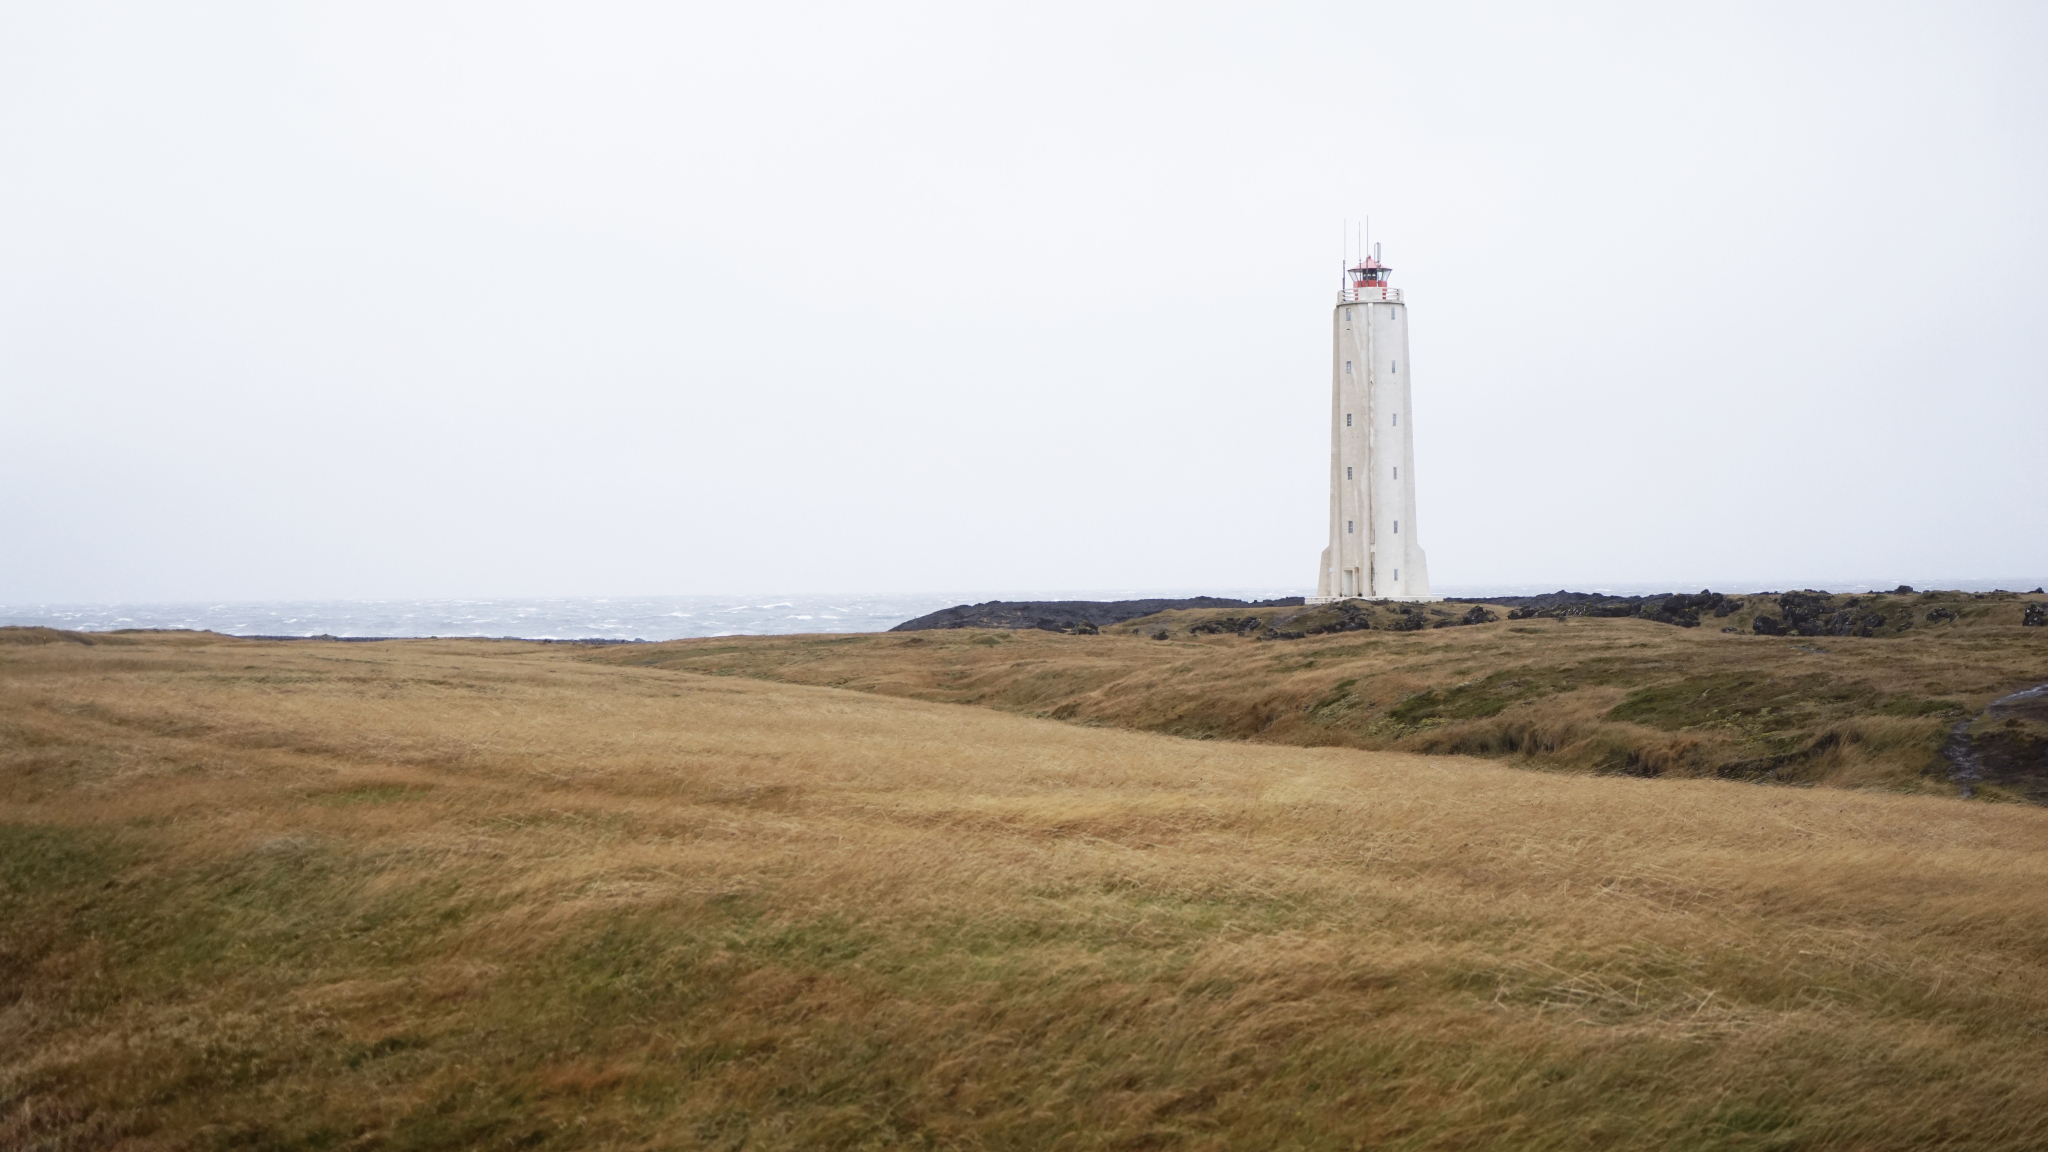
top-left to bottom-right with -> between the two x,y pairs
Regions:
888,597 -> 1306,634
891,587 -> 2048,640
886,591 -> 1772,634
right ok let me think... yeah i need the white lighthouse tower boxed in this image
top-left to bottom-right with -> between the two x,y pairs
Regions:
1312,244 -> 1434,603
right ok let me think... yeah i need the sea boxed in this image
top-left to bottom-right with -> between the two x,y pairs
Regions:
0,590 -> 1299,642
3,579 -> 2036,642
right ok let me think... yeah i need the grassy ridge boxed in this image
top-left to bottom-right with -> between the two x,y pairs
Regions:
605,590 -> 2048,799
4,630 -> 2048,1148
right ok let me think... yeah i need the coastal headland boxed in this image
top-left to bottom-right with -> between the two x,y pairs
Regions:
698,587 -> 2048,802
3,592 -> 2047,1147
889,595 -> 1307,634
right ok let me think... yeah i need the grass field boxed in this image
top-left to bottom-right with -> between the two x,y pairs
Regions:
5,625 -> 2048,1149
603,590 -> 2048,800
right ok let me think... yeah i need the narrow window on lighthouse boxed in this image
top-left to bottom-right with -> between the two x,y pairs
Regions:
1392,360 -> 1398,373
1346,413 -> 1352,427
1345,361 -> 1352,374
1394,520 -> 1400,534
1392,413 -> 1398,426
1346,466 -> 1353,479
1394,569 -> 1399,581
1347,520 -> 1354,534
1393,466 -> 1398,479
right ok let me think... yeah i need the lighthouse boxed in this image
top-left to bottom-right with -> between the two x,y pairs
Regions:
1311,244 -> 1434,603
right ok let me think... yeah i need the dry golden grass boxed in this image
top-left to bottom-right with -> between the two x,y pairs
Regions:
5,630 -> 2048,1149
604,592 -> 2048,798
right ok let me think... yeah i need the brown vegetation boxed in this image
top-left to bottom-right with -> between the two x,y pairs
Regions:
609,590 -> 2048,800
5,628 -> 2048,1149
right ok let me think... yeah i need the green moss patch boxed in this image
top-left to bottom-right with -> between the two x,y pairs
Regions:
1606,672 -> 1877,730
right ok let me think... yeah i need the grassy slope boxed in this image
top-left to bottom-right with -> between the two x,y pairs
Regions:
4,631 -> 2048,1149
601,591 -> 2048,799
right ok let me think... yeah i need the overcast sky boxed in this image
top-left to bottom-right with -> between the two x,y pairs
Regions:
3,2 -> 2043,603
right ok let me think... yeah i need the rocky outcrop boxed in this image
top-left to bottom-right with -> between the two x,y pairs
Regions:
1486,590 -> 1735,627
1188,616 -> 1269,636
1752,592 -> 1894,637
1942,682 -> 2048,802
1297,602 -> 1378,635
890,597 -> 1305,633
1246,601 -> 1498,641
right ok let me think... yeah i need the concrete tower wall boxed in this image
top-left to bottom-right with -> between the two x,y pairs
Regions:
1313,270 -> 1432,603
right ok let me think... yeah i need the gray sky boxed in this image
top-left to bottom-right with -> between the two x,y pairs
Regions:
4,2 -> 2044,603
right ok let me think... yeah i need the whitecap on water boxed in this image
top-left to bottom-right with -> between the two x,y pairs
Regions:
2,589 -> 1314,642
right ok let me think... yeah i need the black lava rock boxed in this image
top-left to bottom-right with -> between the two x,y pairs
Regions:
890,596 -> 1304,633
1291,603 -> 1375,637
1188,616 -> 1267,636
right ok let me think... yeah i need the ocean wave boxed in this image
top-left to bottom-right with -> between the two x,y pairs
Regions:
0,590 -> 1312,642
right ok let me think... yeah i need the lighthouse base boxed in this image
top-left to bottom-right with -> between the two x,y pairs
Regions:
1305,595 -> 1443,605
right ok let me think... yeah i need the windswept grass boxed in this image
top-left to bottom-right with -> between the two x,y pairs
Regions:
604,591 -> 2048,797
4,631 -> 2048,1149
